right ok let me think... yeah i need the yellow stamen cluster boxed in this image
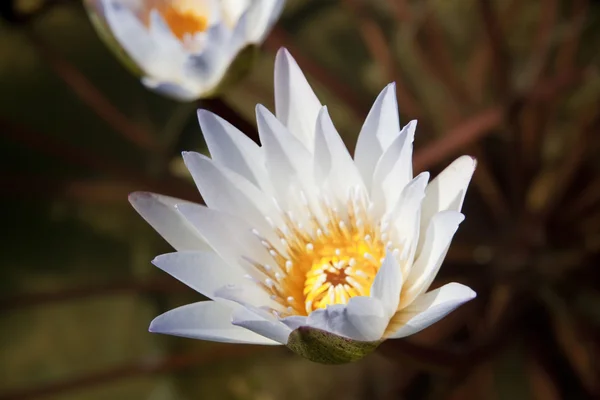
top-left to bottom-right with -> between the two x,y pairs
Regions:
144,0 -> 209,40
248,190 -> 395,317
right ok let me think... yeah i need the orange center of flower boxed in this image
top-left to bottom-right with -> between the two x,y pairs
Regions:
249,191 -> 393,317
145,0 -> 209,40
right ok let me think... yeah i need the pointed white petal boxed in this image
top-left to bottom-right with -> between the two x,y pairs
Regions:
274,48 -> 322,150
370,120 -> 416,216
370,252 -> 402,318
231,304 -> 292,344
174,204 -> 276,272
182,151 -> 280,235
256,104 -> 316,202
389,172 -> 430,272
197,109 -> 270,191
149,300 -> 279,344
401,211 -> 465,307
354,83 -> 401,188
314,106 -> 365,197
419,156 -> 476,252
152,251 -> 246,299
305,296 -> 387,342
129,192 -> 210,251
387,283 -> 476,339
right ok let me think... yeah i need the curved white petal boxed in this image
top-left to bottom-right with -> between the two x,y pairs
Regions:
214,283 -> 283,312
419,156 -> 476,252
354,83 -> 401,189
141,77 -> 198,101
149,300 -> 279,344
387,283 -> 476,339
231,304 -> 292,344
401,211 -> 465,308
174,204 -> 276,274
128,192 -> 210,251
305,296 -> 387,342
221,0 -> 249,24
370,252 -> 402,318
370,120 -> 416,216
184,22 -> 233,90
280,315 -> 307,331
152,251 -> 246,299
243,0 -> 286,42
274,48 -> 322,150
102,0 -> 155,72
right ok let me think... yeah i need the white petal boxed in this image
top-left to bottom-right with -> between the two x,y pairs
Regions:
389,172 -> 430,271
152,251 -> 246,299
220,0 -> 249,27
401,211 -> 465,308
313,106 -> 365,197
280,315 -> 307,331
141,78 -> 199,101
306,297 -> 387,342
184,22 -> 233,90
370,120 -> 416,216
174,204 -> 275,273
128,192 -> 210,252
370,252 -> 402,318
419,156 -> 476,252
197,109 -> 271,193
243,0 -> 286,42
231,304 -> 292,344
146,10 -> 189,78
102,0 -> 155,72
354,83 -> 401,189
214,283 -> 282,312
149,300 -> 279,344
182,151 -> 280,235
274,48 -> 322,150
256,104 -> 316,203
387,283 -> 476,339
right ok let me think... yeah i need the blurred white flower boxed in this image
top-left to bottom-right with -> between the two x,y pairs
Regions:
131,48 -> 477,364
94,0 -> 285,100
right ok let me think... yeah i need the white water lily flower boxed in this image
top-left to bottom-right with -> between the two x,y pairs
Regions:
94,0 -> 285,100
131,48 -> 477,364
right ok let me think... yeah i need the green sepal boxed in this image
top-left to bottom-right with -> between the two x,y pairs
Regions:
84,0 -> 145,77
287,326 -> 382,364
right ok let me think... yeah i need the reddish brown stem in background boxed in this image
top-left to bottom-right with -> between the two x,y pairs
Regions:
342,0 -> 422,118
0,119 -> 199,201
0,345 -> 272,400
413,107 -> 503,171
26,32 -> 160,153
0,278 -> 188,312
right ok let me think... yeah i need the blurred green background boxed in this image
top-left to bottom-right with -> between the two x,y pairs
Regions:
1,0 -> 599,399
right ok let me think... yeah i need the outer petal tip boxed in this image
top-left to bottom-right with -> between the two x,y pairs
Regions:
286,326 -> 382,365
128,191 -> 154,206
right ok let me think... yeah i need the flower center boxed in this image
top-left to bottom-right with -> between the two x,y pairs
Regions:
300,227 -> 385,313
146,0 -> 209,40
248,189 -> 394,317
